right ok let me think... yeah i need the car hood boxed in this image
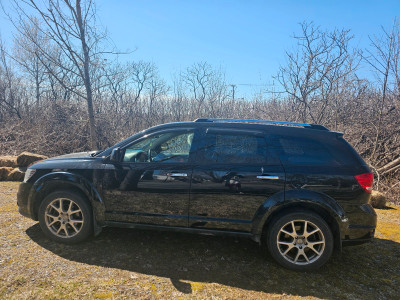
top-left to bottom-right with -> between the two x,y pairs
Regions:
30,151 -> 104,170
51,151 -> 97,159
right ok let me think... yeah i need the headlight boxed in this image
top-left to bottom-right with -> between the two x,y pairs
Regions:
24,169 -> 36,182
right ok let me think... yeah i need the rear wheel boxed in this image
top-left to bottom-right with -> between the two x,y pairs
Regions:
38,191 -> 93,244
266,211 -> 333,271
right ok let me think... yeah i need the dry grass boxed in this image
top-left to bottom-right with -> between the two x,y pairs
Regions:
0,181 -> 399,299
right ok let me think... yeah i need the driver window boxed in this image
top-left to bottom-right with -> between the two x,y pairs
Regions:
123,131 -> 194,163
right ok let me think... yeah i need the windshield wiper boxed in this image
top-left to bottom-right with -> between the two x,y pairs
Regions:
90,150 -> 102,157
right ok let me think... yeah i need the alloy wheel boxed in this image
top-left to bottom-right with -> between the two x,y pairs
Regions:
44,198 -> 84,238
276,220 -> 325,265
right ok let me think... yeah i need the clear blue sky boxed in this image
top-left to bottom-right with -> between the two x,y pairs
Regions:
1,0 -> 399,98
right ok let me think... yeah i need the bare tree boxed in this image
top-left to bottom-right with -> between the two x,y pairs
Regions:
146,72 -> 168,126
13,18 -> 48,108
363,20 -> 400,170
182,62 -> 229,117
0,40 -> 24,120
129,61 -> 155,104
7,0 -> 106,148
183,62 -> 213,110
171,72 -> 187,121
275,22 -> 358,123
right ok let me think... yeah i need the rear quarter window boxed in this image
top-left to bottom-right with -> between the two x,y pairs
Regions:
269,134 -> 361,166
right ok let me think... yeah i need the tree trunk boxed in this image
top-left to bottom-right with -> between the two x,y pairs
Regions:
35,66 -> 40,108
75,0 -> 97,149
371,55 -> 391,162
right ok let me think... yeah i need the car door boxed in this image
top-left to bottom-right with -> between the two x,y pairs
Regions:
189,128 -> 285,232
102,128 -> 199,227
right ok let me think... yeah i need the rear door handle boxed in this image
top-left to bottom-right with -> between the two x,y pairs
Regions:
257,175 -> 279,180
167,173 -> 188,177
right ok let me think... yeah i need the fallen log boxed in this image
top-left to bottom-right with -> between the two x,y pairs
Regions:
377,156 -> 400,173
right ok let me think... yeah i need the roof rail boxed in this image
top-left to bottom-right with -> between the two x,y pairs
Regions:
194,118 -> 329,130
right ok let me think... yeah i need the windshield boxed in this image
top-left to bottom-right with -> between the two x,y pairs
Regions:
95,131 -> 145,157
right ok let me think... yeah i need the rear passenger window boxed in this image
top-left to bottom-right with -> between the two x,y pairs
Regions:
203,132 -> 267,164
278,137 -> 336,165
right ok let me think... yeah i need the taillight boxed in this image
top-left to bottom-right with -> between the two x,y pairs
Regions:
354,173 -> 373,193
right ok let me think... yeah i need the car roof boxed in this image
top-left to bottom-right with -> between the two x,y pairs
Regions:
145,119 -> 339,138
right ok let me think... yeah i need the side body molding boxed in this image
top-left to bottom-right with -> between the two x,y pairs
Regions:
252,189 -> 348,241
28,172 -> 105,226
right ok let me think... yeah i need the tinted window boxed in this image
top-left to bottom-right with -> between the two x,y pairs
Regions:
270,135 -> 358,166
278,137 -> 335,164
203,132 -> 267,164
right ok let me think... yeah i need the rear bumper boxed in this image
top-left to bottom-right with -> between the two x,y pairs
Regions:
17,182 -> 35,220
342,226 -> 375,247
341,203 -> 377,246
342,235 -> 374,247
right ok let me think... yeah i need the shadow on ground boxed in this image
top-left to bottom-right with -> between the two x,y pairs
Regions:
26,224 -> 400,299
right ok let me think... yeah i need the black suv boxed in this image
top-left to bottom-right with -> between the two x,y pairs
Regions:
17,118 -> 376,270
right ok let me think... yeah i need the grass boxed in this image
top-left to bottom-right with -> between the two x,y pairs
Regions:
0,181 -> 399,299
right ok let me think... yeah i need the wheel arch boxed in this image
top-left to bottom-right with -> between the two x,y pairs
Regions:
252,189 -> 347,251
30,172 -> 105,226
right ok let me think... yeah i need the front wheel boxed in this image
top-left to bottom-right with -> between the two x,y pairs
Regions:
266,211 -> 334,271
38,191 -> 93,244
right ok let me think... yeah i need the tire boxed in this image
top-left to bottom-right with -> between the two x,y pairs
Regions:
38,191 -> 93,244
266,211 -> 334,271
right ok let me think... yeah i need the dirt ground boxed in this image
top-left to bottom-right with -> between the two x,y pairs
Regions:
1,181 -> 399,299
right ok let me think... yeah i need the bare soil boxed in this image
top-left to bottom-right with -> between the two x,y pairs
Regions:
1,181 -> 399,299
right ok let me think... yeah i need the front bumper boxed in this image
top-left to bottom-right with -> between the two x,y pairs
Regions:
17,182 -> 35,220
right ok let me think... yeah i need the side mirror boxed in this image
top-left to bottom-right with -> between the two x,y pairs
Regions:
110,147 -> 121,162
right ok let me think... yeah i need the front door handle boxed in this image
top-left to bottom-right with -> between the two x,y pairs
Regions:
257,175 -> 279,180
167,173 -> 188,177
